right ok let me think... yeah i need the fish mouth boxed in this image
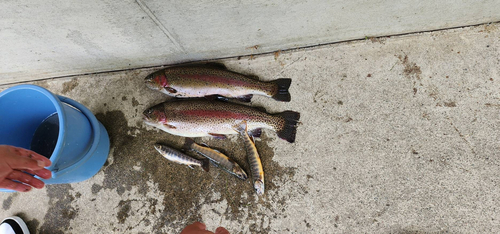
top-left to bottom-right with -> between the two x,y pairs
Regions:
237,173 -> 248,180
254,180 -> 265,195
144,79 -> 159,90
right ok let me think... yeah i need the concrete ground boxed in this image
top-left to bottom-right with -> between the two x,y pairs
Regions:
1,23 -> 499,234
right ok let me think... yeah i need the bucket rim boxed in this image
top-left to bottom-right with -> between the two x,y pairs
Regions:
50,95 -> 102,179
0,84 -> 67,169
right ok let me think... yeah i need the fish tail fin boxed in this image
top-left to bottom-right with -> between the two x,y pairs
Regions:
233,120 -> 248,134
183,138 -> 195,151
201,158 -> 210,172
275,111 -> 300,143
271,78 -> 292,102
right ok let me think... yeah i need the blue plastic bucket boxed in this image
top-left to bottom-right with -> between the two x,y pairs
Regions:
0,84 -> 110,190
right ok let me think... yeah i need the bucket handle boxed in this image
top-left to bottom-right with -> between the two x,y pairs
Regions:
50,95 -> 101,178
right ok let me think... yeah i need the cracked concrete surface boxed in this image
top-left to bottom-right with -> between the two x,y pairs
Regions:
1,23 -> 499,233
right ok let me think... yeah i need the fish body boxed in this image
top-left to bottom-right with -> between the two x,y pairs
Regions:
234,121 -> 264,195
184,138 -> 247,180
154,143 -> 209,172
144,65 -> 292,102
143,99 -> 300,143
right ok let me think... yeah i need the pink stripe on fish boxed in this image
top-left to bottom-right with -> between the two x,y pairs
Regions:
178,110 -> 253,120
180,74 -> 250,86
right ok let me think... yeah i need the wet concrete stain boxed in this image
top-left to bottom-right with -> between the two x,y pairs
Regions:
14,213 -> 39,234
61,78 -> 79,94
2,193 -> 17,210
25,218 -> 40,234
40,184 -> 78,234
94,110 -> 298,233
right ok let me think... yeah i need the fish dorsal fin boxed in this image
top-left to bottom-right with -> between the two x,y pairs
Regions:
248,75 -> 261,81
185,62 -> 227,70
203,62 -> 227,70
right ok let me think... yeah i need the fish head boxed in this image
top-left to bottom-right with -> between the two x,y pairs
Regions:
153,143 -> 163,152
143,104 -> 168,126
145,70 -> 178,94
232,166 -> 248,180
254,180 -> 265,196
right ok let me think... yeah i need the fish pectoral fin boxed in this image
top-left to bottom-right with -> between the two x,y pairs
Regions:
163,123 -> 177,129
188,165 -> 195,169
187,62 -> 227,70
205,95 -> 229,102
236,94 -> 253,103
208,133 -> 227,140
249,128 -> 262,138
165,87 -> 177,93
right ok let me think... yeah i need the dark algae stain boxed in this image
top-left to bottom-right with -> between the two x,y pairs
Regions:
40,184 -> 78,234
95,110 -> 298,233
61,78 -> 79,94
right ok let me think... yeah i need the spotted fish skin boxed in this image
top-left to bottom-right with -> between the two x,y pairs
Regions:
184,138 -> 248,180
234,121 -> 264,196
154,143 -> 209,172
144,65 -> 292,102
143,99 -> 300,143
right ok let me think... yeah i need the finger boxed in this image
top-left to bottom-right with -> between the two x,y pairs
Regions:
12,147 -> 52,167
6,156 -> 46,170
191,222 -> 207,230
180,222 -> 212,234
0,179 -> 32,192
7,170 -> 45,189
32,168 -> 52,179
24,168 -> 52,180
215,227 -> 230,234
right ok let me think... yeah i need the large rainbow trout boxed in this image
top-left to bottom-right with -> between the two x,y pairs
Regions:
143,99 -> 300,143
144,64 -> 292,102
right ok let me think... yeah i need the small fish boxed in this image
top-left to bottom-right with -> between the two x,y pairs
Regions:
143,99 -> 300,143
184,138 -> 247,180
144,64 -> 292,102
154,143 -> 209,172
234,121 -> 264,196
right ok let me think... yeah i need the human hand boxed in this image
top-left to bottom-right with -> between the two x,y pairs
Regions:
0,145 -> 52,192
180,222 -> 230,234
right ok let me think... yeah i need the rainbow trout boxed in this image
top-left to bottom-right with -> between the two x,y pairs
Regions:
143,99 -> 300,143
154,143 -> 209,172
184,138 -> 247,180
144,64 -> 292,102
234,121 -> 264,195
